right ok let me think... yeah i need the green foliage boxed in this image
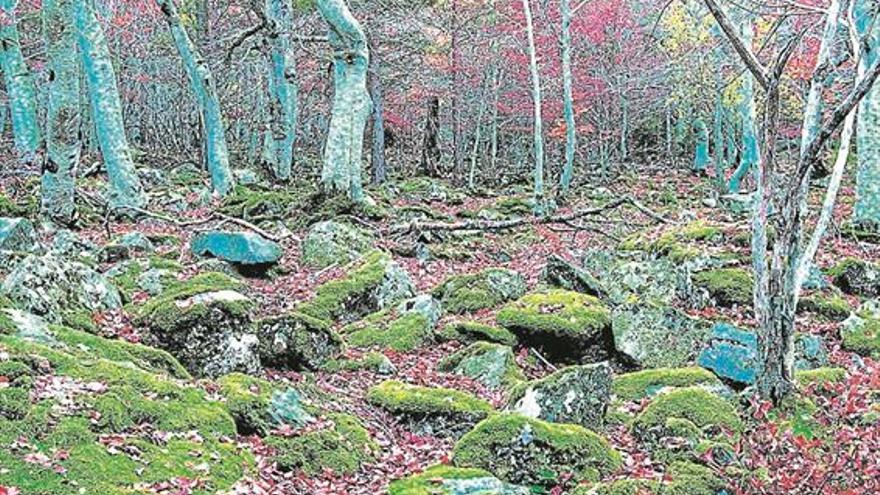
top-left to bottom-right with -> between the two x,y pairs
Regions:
842,313 -> 880,358
612,367 -> 721,402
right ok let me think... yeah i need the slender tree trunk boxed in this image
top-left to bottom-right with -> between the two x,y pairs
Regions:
522,0 -> 545,214
368,34 -> 386,185
854,0 -> 880,228
42,0 -> 81,225
421,96 -> 441,177
74,0 -> 145,209
468,67 -> 491,189
451,0 -> 463,183
265,0 -> 298,182
157,0 -> 234,196
558,0 -> 576,196
490,69 -> 501,171
729,19 -> 759,193
0,0 -> 40,164
693,117 -> 709,172
713,72 -> 726,191
317,0 -> 372,202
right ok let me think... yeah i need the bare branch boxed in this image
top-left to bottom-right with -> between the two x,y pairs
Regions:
702,0 -> 771,88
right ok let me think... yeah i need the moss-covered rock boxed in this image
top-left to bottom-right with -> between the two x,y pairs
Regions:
507,363 -> 611,429
217,373 -> 315,435
795,367 -> 846,387
841,304 -> 880,358
367,380 -> 493,436
632,387 -> 742,451
619,220 -> 723,263
542,254 -> 605,298
496,290 -> 611,362
436,319 -> 519,346
580,461 -> 725,495
256,312 -> 342,370
342,295 -> 441,352
297,250 -> 414,324
0,217 -> 38,252
106,256 -> 183,300
321,351 -> 396,374
438,342 -> 525,390
830,258 -> 880,297
692,268 -> 753,307
452,413 -> 621,488
797,292 -> 852,320
612,368 -> 722,402
612,303 -> 711,368
302,220 -> 375,269
266,413 -> 377,475
388,464 -> 529,495
433,268 -> 526,314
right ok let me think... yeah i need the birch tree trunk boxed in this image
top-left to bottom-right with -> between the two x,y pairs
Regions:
0,0 -> 40,164
728,19 -> 759,193
265,0 -> 298,182
693,118 -> 709,172
74,0 -> 145,209
522,0 -> 545,214
317,0 -> 372,202
42,0 -> 81,225
558,0 -> 576,196
854,0 -> 880,228
368,34 -> 386,185
157,0 -> 234,197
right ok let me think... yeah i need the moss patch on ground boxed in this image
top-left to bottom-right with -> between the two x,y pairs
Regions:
612,367 -> 722,402
692,268 -> 753,307
436,320 -> 519,346
266,413 -> 377,475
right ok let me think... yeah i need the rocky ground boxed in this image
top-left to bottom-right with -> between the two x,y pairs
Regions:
0,165 -> 878,495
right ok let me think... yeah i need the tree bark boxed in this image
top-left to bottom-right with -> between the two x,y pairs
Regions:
0,0 -> 40,164
421,96 -> 441,177
522,0 -> 545,214
559,0 -> 576,196
265,0 -> 298,182
368,34 -> 386,185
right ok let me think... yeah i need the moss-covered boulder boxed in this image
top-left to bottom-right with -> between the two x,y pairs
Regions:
297,250 -> 415,324
105,256 -> 183,300
831,258 -> 880,297
452,413 -> 621,488
584,254 -> 698,307
497,290 -> 611,362
266,412 -> 377,475
841,301 -> 880,358
692,268 -> 753,307
342,295 -> 441,351
438,342 -> 525,390
433,268 -> 526,314
367,380 -> 493,436
612,303 -> 711,368
217,373 -> 315,435
1,253 -> 121,323
507,363 -> 611,429
795,367 -> 846,387
134,273 -> 260,377
541,254 -> 604,297
579,461 -> 726,495
0,217 -> 38,252
437,319 -> 518,346
612,368 -> 722,402
302,220 -> 375,269
797,292 -> 852,320
256,312 -> 342,370
389,465 -> 529,495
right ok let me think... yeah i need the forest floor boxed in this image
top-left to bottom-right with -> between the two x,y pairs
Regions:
1,164 -> 879,495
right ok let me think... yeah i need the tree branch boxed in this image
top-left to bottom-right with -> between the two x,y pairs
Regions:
702,0 -> 771,89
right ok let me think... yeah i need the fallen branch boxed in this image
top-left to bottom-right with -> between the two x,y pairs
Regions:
106,206 -> 286,243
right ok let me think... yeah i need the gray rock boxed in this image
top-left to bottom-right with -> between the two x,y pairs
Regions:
397,294 -> 442,328
302,220 -> 374,269
438,342 -> 524,389
256,313 -> 343,371
0,218 -> 38,252
833,259 -> 880,297
508,362 -> 612,430
612,304 -> 711,368
542,254 -> 604,298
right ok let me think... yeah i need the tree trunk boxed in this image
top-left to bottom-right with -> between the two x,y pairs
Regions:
693,117 -> 709,172
42,0 -> 81,225
728,18 -> 759,193
74,0 -> 145,209
0,0 -> 40,164
265,0 -> 298,182
558,0 -> 576,196
421,96 -> 441,177
522,0 -> 545,214
317,0 -> 372,202
157,0 -> 235,196
368,34 -> 386,185
854,0 -> 880,228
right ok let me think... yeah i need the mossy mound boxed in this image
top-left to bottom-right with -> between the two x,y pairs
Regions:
830,258 -> 880,297
452,413 -> 621,488
219,184 -> 308,224
611,303 -> 711,369
795,367 -> 846,387
343,307 -> 434,352
367,380 -> 493,436
579,461 -> 725,495
302,220 -> 375,269
692,268 -> 753,307
217,373 -> 315,436
433,268 -> 526,314
132,271 -> 245,324
619,220 -> 723,262
458,196 -> 533,221
438,342 -> 525,390
841,309 -> 880,358
612,367 -> 722,402
436,319 -> 519,346
266,413 -> 377,475
321,351 -> 396,374
256,312 -> 343,370
388,464 -> 529,495
107,256 -> 184,301
797,292 -> 852,320
496,290 -> 611,361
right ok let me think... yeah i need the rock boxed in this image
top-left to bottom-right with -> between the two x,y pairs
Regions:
389,465 -> 530,495
841,300 -> 880,358
832,258 -> 880,297
698,322 -> 827,386
256,312 -> 343,370
302,220 -> 374,269
802,262 -> 829,291
218,373 -> 315,435
611,304 -> 711,368
436,320 -> 519,346
507,363 -> 611,430
612,367 -> 723,401
50,229 -> 99,263
438,342 -> 524,389
0,217 -> 37,252
1,253 -> 121,323
367,380 -> 493,437
191,230 -> 283,266
541,254 -> 604,298
1,308 -> 57,345
433,268 -> 526,314
343,297 -> 440,352
496,290 -> 611,362
452,413 -> 621,489
234,168 -> 260,185
117,231 -> 155,253
586,254 -> 700,307
692,268 -> 753,307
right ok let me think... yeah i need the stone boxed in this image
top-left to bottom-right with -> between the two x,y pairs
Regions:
0,218 -> 38,252
841,300 -> 880,358
117,231 -> 155,253
50,229 -> 99,263
692,268 -> 753,307
1,253 -> 121,323
611,304 -> 711,368
302,220 -> 374,269
541,254 -> 604,298
256,312 -> 343,370
438,342 -> 524,389
433,268 -> 526,314
507,363 -> 611,430
832,258 -> 880,297
389,465 -> 530,495
1,309 -> 57,345
191,230 -> 283,266
343,296 -> 442,353
802,262 -> 829,291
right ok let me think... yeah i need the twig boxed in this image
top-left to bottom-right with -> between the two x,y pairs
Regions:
530,348 -> 558,372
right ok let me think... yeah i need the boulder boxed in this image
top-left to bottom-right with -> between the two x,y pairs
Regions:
612,367 -> 723,402
1,253 -> 121,322
0,217 -> 38,252
437,320 -> 519,346
389,465 -> 529,495
342,295 -> 442,352
541,254 -> 604,298
217,373 -> 315,435
256,312 -> 343,370
832,258 -> 880,297
507,363 -> 611,430
302,220 -> 374,269
841,300 -> 880,358
586,253 -> 701,307
266,412 -> 377,475
496,290 -> 611,362
433,268 -> 526,314
611,303 -> 711,368
438,342 -> 525,389
191,230 -> 282,266
692,268 -> 753,307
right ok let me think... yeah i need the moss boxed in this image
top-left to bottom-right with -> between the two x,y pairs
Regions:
133,271 -> 245,323
219,184 -> 303,223
367,380 -> 493,420
612,367 -> 722,401
795,367 -> 846,387
438,341 -> 525,389
620,221 -> 722,261
388,465 -> 497,495
842,312 -> 880,358
266,413 -> 377,475
632,387 -> 742,440
297,250 -> 391,323
692,268 -> 753,306
436,320 -> 519,346
344,310 -> 432,352
797,293 -> 852,320
665,461 -> 727,495
0,387 -> 30,420
452,413 -> 621,488
321,351 -> 392,373
217,372 -> 274,435
432,268 -> 526,314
